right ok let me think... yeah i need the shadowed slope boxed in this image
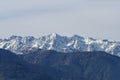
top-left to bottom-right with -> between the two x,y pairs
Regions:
0,49 -> 120,80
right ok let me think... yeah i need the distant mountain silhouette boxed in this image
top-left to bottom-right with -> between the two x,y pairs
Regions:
0,49 -> 120,80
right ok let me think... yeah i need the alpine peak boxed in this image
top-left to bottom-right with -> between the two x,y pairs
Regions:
0,33 -> 120,57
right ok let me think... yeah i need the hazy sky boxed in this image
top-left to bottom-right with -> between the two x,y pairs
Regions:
0,0 -> 120,41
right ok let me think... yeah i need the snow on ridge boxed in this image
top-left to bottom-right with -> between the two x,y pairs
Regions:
0,33 -> 120,57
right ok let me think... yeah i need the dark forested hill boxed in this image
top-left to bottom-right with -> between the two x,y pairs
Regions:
0,49 -> 120,80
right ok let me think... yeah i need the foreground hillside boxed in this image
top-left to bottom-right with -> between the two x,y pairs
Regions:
0,49 -> 120,80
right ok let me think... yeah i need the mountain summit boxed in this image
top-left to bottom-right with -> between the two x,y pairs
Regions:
0,33 -> 120,56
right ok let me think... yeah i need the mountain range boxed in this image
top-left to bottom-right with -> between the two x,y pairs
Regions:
1,49 -> 120,80
1,33 -> 120,80
0,33 -> 120,56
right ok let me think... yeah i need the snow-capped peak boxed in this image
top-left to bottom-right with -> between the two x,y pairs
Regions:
49,33 -> 59,37
0,33 -> 120,57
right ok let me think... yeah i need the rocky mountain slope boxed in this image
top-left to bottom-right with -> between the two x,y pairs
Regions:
0,33 -> 120,56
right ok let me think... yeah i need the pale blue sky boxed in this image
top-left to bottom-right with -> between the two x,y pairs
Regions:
0,0 -> 120,41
